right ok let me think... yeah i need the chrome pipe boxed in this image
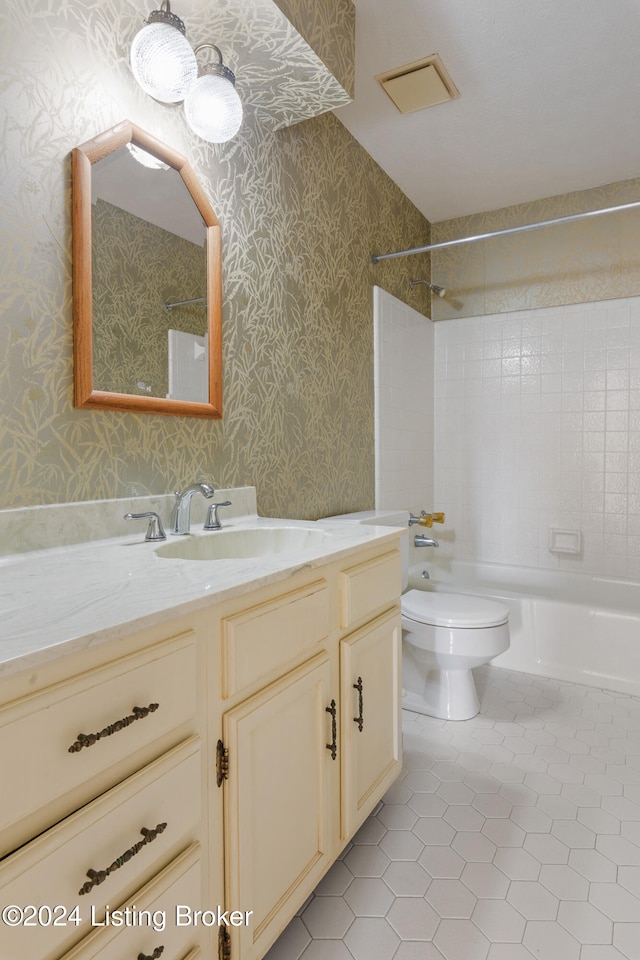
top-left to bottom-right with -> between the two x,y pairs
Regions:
165,296 -> 206,310
409,279 -> 447,297
371,199 -> 640,263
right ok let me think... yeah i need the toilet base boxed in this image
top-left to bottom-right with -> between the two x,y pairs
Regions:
402,667 -> 480,721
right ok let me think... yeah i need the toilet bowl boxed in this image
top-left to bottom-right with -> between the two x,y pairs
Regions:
401,590 -> 510,720
324,510 -> 510,721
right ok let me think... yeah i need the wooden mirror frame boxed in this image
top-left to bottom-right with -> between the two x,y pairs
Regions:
72,120 -> 222,417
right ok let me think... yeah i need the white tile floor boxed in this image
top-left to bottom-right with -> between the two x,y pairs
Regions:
264,665 -> 640,960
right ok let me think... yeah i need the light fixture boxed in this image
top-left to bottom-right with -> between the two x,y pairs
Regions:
184,44 -> 243,143
130,1 -> 197,103
130,4 -> 242,143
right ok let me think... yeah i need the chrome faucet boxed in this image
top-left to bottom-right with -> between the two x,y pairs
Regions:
170,482 -> 215,534
414,535 -> 439,548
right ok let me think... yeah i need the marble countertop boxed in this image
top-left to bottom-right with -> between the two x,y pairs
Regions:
0,515 -> 403,678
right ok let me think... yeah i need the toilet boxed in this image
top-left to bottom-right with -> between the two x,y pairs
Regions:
401,589 -> 509,720
326,510 -> 510,721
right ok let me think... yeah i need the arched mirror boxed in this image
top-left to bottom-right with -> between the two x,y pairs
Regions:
72,120 -> 222,417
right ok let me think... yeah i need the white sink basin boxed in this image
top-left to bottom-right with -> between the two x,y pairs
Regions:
155,526 -> 328,561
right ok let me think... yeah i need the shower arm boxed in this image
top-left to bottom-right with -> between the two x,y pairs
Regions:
409,279 -> 447,297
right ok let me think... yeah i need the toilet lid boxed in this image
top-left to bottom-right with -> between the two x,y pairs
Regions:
402,590 -> 509,628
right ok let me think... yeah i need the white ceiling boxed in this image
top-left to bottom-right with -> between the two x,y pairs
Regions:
337,0 -> 640,223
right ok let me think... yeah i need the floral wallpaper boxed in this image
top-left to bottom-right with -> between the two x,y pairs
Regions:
431,178 -> 640,321
0,0 -> 429,518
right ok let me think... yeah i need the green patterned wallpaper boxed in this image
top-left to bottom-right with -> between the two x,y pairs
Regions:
272,0 -> 355,99
92,200 -> 207,398
0,0 -> 429,517
431,179 -> 640,320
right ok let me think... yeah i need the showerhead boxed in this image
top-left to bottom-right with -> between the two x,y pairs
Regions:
409,279 -> 447,298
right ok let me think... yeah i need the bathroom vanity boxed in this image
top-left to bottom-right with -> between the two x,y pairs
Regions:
0,491 -> 403,960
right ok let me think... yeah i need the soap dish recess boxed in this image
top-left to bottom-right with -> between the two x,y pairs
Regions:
548,528 -> 582,556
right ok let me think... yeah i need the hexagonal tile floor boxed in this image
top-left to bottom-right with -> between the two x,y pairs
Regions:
264,665 -> 640,960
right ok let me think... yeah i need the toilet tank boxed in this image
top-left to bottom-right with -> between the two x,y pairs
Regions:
324,510 -> 410,589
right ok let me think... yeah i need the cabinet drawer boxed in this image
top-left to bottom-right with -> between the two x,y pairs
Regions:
58,845 -> 204,960
339,551 -> 401,629
0,738 -> 201,960
0,631 -> 197,856
221,580 -> 329,697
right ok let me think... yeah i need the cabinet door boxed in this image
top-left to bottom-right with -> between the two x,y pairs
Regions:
340,607 -> 402,839
222,654 -> 336,960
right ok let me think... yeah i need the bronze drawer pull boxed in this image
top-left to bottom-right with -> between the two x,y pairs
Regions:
138,948 -> 164,960
353,676 -> 364,732
325,699 -> 337,760
68,703 -> 160,753
78,823 -> 167,895
219,927 -> 231,960
216,739 -> 230,787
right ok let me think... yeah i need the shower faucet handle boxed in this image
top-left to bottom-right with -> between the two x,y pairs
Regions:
409,511 -> 445,528
408,512 -> 427,526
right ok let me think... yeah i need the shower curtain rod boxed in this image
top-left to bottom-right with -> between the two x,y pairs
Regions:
165,296 -> 206,310
371,199 -> 640,263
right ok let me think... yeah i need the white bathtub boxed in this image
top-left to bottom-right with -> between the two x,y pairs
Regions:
407,559 -> 640,697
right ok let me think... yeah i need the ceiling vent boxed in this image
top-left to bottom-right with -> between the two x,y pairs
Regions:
375,53 -> 459,114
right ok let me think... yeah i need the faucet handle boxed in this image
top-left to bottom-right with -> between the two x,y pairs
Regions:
124,512 -> 167,541
409,511 -> 445,528
204,501 -> 232,530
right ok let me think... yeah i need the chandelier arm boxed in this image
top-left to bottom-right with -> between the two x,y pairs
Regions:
194,43 -> 223,64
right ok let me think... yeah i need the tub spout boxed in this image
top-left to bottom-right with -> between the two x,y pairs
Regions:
415,535 -> 439,547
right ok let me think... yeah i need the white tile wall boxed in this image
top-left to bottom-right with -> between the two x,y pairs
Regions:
374,286 -> 435,514
434,296 -> 640,577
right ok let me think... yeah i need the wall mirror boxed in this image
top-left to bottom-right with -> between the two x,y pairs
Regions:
72,120 -> 222,417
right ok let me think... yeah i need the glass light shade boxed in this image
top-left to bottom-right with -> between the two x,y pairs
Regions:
184,73 -> 243,143
130,21 -> 197,103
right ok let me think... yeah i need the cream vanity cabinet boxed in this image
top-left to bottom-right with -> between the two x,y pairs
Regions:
339,606 -> 402,839
0,612 -> 218,960
338,551 -> 404,840
215,546 -> 402,960
0,537 -> 402,960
